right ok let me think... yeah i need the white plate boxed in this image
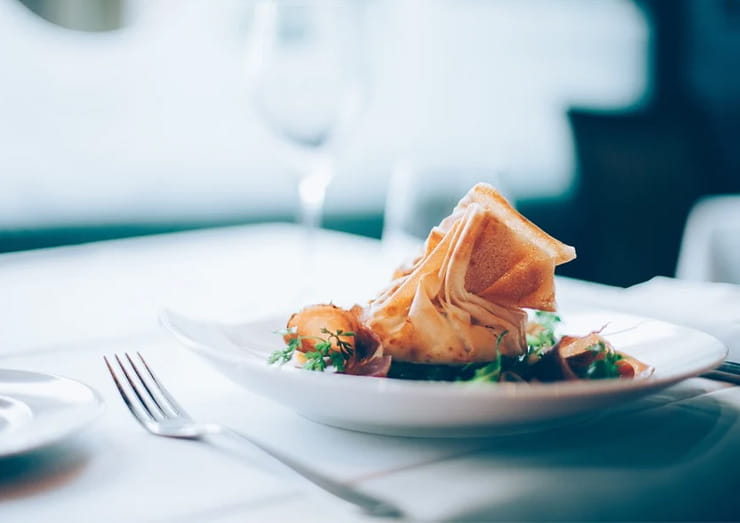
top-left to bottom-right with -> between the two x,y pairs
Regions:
160,308 -> 727,437
0,370 -> 104,457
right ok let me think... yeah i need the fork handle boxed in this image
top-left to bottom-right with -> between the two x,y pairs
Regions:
702,361 -> 740,385
211,426 -> 403,518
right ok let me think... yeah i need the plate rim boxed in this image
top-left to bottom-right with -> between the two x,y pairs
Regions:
0,368 -> 105,458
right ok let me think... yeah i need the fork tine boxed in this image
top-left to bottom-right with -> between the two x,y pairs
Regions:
136,352 -> 190,418
124,352 -> 172,418
104,355 -> 153,427
113,354 -> 161,421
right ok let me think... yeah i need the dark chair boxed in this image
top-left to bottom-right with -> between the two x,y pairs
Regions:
566,107 -> 714,286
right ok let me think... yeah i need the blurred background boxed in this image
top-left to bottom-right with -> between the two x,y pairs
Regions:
0,0 -> 738,287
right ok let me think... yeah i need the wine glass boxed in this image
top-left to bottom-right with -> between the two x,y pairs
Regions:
244,0 -> 368,237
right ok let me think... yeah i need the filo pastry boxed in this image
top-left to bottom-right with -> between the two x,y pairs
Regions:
363,183 -> 576,364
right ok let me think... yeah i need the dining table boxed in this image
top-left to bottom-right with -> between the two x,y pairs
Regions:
1,222 -> 739,522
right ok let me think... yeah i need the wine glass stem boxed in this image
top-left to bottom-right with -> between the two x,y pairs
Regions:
296,157 -> 333,302
298,156 -> 332,230
298,178 -> 326,231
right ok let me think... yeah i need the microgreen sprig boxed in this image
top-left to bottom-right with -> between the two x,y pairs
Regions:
268,328 -> 301,365
581,341 -> 623,379
526,310 -> 561,358
269,328 -> 355,372
469,330 -> 508,383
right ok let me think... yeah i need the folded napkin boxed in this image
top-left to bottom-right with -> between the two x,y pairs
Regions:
621,276 -> 740,361
559,276 -> 740,362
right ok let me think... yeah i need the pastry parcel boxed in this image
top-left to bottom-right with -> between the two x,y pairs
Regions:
363,183 -> 576,364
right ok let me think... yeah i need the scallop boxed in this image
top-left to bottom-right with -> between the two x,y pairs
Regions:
285,304 -> 360,354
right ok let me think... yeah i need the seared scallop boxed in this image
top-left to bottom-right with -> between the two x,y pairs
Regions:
285,304 -> 360,354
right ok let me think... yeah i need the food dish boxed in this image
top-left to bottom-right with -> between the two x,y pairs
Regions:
162,183 -> 725,435
160,308 -> 727,436
272,183 -> 648,383
0,369 -> 104,457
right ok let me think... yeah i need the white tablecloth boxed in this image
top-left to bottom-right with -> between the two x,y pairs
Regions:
1,224 -> 739,521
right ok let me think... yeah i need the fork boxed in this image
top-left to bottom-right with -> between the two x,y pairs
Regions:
104,352 -> 403,518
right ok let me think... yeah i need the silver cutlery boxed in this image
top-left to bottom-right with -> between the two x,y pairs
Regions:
702,361 -> 740,385
104,352 -> 402,518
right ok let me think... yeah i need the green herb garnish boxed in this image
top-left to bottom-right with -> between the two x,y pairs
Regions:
580,341 -> 623,379
526,310 -> 561,359
469,330 -> 508,383
269,328 -> 355,372
268,327 -> 302,365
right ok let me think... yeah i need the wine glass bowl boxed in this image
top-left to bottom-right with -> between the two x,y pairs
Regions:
244,1 -> 368,229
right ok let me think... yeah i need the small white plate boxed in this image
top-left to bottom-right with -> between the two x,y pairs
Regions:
161,308 -> 727,437
0,369 -> 104,457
